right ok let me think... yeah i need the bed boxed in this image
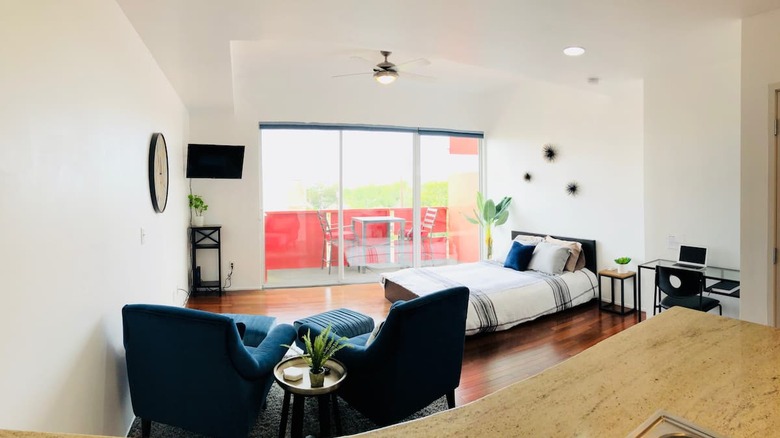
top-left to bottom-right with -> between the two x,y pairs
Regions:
381,231 -> 598,335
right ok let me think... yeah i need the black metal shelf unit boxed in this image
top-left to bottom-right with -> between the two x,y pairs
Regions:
190,226 -> 222,296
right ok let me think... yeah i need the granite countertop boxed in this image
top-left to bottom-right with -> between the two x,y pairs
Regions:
353,307 -> 780,437
4,307 -> 779,438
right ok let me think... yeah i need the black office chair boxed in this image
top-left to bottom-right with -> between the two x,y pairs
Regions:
654,266 -> 722,315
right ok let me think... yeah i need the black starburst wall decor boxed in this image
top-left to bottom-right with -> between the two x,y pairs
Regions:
524,172 -> 532,182
543,143 -> 558,162
566,181 -> 580,196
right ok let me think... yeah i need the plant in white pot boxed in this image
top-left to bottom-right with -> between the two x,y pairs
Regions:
293,325 -> 351,388
465,192 -> 512,260
615,257 -> 631,274
188,194 -> 208,226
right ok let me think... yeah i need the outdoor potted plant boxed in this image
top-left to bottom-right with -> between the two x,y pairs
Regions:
465,192 -> 512,260
297,325 -> 351,388
615,257 -> 631,274
188,194 -> 208,226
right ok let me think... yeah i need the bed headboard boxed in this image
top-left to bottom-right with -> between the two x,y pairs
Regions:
511,231 -> 598,273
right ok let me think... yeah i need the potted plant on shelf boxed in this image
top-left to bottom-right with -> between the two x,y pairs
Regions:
297,325 -> 351,388
188,194 -> 208,227
465,192 -> 512,260
615,257 -> 631,274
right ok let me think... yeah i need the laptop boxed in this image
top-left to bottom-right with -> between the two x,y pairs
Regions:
673,245 -> 708,269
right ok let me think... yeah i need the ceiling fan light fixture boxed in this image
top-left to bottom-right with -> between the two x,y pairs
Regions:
374,70 -> 398,84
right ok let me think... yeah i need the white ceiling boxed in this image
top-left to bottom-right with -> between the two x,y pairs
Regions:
116,0 -> 780,113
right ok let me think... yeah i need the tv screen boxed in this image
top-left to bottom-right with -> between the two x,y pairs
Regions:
186,144 -> 245,179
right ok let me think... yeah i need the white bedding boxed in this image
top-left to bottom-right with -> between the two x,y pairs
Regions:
381,261 -> 598,335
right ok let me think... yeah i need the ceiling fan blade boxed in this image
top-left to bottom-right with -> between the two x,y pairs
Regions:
348,55 -> 378,66
332,71 -> 373,78
395,58 -> 431,71
403,71 -> 436,82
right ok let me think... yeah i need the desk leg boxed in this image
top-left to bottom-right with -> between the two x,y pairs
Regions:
620,278 -> 626,313
291,394 -> 304,438
634,275 -> 640,321
318,394 -> 331,437
279,390 -> 291,438
637,269 -> 643,320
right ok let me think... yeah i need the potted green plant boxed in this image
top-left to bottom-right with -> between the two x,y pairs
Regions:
614,257 -> 631,274
188,194 -> 208,226
465,192 -> 512,260
296,325 -> 351,388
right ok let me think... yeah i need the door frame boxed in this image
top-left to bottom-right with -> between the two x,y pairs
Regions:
771,86 -> 780,327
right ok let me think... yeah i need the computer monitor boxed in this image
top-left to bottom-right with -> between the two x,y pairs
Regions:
676,245 -> 708,268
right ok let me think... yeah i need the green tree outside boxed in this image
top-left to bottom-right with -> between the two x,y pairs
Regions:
305,181 -> 448,209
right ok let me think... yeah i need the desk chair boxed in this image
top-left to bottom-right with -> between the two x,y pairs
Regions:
654,265 -> 722,315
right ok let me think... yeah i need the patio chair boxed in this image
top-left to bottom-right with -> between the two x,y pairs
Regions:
403,207 -> 438,260
317,210 -> 355,274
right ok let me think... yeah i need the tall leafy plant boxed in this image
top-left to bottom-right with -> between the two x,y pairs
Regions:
465,192 -> 512,260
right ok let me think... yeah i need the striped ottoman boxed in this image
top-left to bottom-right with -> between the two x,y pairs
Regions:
294,308 -> 375,347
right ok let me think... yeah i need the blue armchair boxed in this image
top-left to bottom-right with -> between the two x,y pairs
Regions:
300,286 -> 470,426
122,304 -> 296,438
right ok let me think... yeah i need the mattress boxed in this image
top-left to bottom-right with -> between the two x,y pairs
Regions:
381,260 -> 598,335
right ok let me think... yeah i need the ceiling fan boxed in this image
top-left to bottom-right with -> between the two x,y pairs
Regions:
333,50 -> 431,85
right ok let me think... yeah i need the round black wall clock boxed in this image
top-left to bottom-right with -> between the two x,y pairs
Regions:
148,133 -> 169,213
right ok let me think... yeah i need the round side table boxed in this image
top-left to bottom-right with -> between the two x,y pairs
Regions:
273,356 -> 347,438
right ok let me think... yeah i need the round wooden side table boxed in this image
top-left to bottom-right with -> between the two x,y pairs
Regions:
273,356 -> 347,438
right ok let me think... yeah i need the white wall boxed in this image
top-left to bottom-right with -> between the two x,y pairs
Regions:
741,8 -> 780,325
486,80 -> 645,307
0,1 -> 189,436
190,67 -> 507,289
643,49 -> 742,318
189,111 -> 261,289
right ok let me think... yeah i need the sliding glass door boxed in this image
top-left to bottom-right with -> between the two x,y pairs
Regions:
261,125 -> 482,288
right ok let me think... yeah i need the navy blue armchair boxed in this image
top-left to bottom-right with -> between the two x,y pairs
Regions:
122,304 -> 296,438
300,286 -> 470,426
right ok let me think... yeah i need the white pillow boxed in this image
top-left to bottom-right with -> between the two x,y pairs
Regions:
527,242 -> 570,275
514,234 -> 544,245
365,321 -> 384,346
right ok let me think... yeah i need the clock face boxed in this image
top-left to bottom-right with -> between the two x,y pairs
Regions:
148,133 -> 169,213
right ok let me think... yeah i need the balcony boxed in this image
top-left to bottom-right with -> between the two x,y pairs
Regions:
264,207 -> 478,287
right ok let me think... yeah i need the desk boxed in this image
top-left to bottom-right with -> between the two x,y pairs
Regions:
638,259 -> 740,315
352,216 -> 405,266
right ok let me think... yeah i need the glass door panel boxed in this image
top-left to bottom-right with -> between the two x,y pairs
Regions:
420,135 -> 480,265
342,131 -> 413,282
262,129 -> 341,287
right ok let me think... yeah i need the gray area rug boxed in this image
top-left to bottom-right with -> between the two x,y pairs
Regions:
127,382 -> 448,437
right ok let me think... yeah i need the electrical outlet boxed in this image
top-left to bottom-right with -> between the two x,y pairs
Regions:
230,262 -> 234,270
140,227 -> 147,245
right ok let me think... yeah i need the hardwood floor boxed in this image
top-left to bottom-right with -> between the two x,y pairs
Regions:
187,283 -> 641,405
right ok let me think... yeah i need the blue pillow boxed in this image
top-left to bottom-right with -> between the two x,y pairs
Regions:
504,241 -> 535,271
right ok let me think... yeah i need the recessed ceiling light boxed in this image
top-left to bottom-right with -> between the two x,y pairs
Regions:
563,46 -> 586,56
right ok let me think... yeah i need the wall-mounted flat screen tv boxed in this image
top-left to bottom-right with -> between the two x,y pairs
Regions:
186,144 -> 245,179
